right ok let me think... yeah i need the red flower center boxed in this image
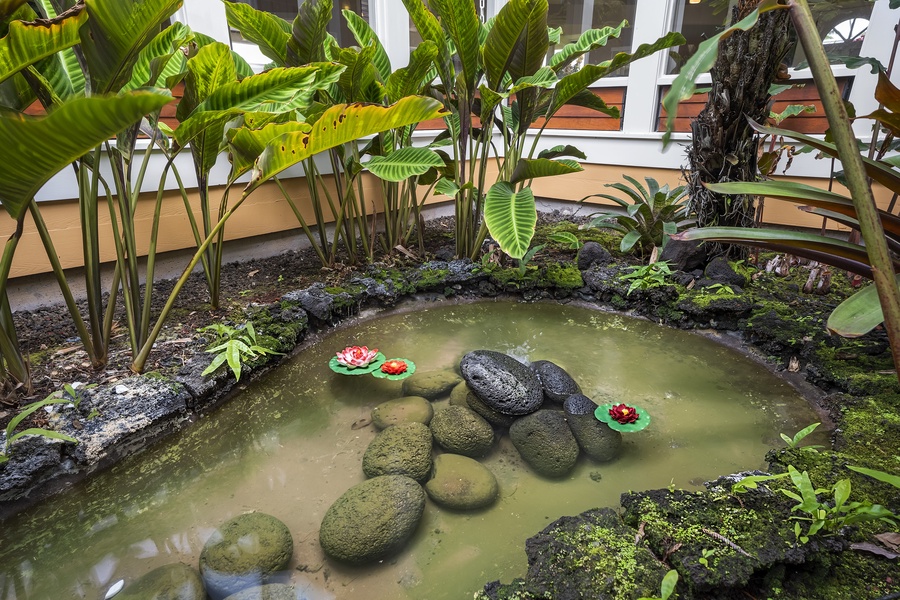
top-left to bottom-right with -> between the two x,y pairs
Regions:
609,403 -> 639,424
381,360 -> 408,375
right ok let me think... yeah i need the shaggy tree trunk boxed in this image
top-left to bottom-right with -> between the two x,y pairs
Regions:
686,0 -> 792,259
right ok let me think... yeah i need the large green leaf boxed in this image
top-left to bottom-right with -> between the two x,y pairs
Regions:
362,146 -> 444,182
484,182 -> 537,259
0,71 -> 33,110
538,144 -> 586,160
827,275 -> 900,338
483,0 -> 549,91
286,0 -> 330,67
227,120 -> 312,179
333,44 -> 383,103
343,8 -> 391,82
548,32 -> 683,119
0,4 -> 86,85
0,0 -> 27,21
80,0 -> 183,94
0,92 -> 172,219
402,0 -> 452,88
510,158 -> 581,184
122,21 -> 193,92
430,0 -> 481,93
559,88 -> 620,118
386,41 -> 436,104
247,96 -> 447,193
549,22 -> 626,73
224,0 -> 291,66
29,0 -> 86,101
661,0 -> 786,146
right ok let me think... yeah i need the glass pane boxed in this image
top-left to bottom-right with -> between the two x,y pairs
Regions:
547,0 -> 637,74
666,0 -> 737,75
330,0 -> 371,47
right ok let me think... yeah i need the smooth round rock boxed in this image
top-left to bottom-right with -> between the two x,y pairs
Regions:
401,370 -> 462,399
199,513 -> 293,600
118,563 -> 204,600
362,422 -> 433,482
319,475 -> 426,564
371,396 -> 434,429
465,391 -> 516,428
430,405 -> 495,458
531,360 -> 581,404
425,454 -> 499,510
448,382 -> 471,406
460,350 -> 543,415
223,583 -> 301,600
509,410 -> 580,478
564,394 -> 622,462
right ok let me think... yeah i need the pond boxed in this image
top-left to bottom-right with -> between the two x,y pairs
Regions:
0,300 -> 825,600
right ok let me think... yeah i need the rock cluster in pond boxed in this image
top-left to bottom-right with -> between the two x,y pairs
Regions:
426,453 -> 498,509
371,395 -> 433,428
509,410 -> 580,477
460,351 -> 543,415
430,405 -> 494,457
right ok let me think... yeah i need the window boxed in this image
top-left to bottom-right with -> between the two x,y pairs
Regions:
546,0 -> 638,73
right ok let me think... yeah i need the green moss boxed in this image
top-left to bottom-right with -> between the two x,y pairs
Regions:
414,268 -> 450,290
814,344 -> 897,396
543,263 -> 583,289
535,220 -> 622,252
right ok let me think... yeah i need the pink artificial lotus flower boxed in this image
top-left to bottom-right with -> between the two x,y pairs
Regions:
335,345 -> 379,368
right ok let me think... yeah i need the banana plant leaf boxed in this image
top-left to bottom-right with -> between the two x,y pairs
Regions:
484,182 -> 537,259
509,158 -> 582,184
362,146 -> 445,182
227,121 -> 312,180
30,0 -> 85,100
401,0 -> 452,87
0,91 -> 172,220
0,4 -> 86,85
483,0 -> 549,91
0,71 -> 34,110
386,41 -> 437,104
225,0 -> 291,66
80,0 -> 183,94
549,22 -> 626,73
122,22 -> 193,93
343,9 -> 391,82
0,0 -> 28,21
798,206 -> 900,252
430,0 -> 481,93
332,44 -> 383,104
827,274 -> 900,338
286,0 -> 330,66
538,144 -> 587,160
245,96 -> 447,194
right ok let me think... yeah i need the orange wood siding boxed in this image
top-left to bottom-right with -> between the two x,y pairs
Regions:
533,87 -> 625,131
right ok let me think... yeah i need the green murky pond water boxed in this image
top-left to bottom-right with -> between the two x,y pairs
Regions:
0,301 -> 824,600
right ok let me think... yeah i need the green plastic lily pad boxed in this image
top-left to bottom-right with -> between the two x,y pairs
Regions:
329,352 -> 386,375
371,358 -> 416,381
595,403 -> 651,432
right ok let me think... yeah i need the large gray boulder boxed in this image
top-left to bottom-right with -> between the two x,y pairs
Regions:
199,513 -> 293,600
118,563 -> 205,600
223,583 -> 300,600
531,360 -> 581,404
464,391 -> 517,428
430,406 -> 495,458
509,410 -> 580,478
362,422 -> 433,482
401,370 -> 462,399
563,394 -> 622,462
371,396 -> 434,429
319,475 -> 426,564
460,350 -> 543,415
425,454 -> 499,510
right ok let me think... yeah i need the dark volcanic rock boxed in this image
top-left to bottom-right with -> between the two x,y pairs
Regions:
531,360 -> 581,404
576,242 -> 612,270
362,422 -> 433,482
281,283 -> 344,321
660,238 -> 707,272
464,391 -> 517,428
704,256 -> 747,287
430,406 -> 495,457
509,410 -> 579,477
460,350 -> 543,416
563,394 -> 622,462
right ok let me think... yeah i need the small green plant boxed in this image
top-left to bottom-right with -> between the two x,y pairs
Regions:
698,548 -> 716,569
62,382 -> 96,409
199,322 -> 281,381
581,176 -> 694,255
780,422 -> 823,451
699,283 -> 737,298
847,465 -> 900,489
638,569 -> 679,600
548,231 -> 583,250
732,472 -> 790,494
620,261 -> 673,295
1,394 -> 78,465
517,244 -> 546,277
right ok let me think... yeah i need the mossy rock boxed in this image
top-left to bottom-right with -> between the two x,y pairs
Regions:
425,453 -> 499,510
465,391 -> 516,428
563,394 -> 621,462
430,405 -> 495,458
362,422 -> 433,482
199,512 -> 293,600
401,370 -> 463,399
371,396 -> 434,429
118,563 -> 204,600
448,381 -> 471,406
223,583 -> 299,600
509,410 -> 579,478
319,475 -> 426,564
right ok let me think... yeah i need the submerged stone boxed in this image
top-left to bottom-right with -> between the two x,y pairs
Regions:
401,370 -> 462,399
563,394 -> 622,462
509,410 -> 579,477
425,453 -> 499,510
199,512 -> 293,600
371,396 -> 434,429
223,583 -> 299,600
430,405 -> 495,458
460,350 -> 543,415
117,563 -> 204,600
465,391 -> 517,428
319,475 -> 426,565
362,422 -> 433,482
531,360 -> 581,404
448,381 -> 470,406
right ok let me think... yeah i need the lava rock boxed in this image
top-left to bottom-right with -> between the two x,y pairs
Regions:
319,475 -> 426,564
362,422 -> 433,482
223,583 -> 300,600
401,370 -> 462,400
509,410 -> 580,477
660,238 -> 707,272
459,350 -> 543,416
430,406 -> 495,457
425,454 -> 499,510
563,394 -> 622,462
464,391 -> 517,428
576,241 -> 613,270
281,283 -> 342,321
531,361 -> 581,404
371,396 -> 434,429
118,563 -> 205,600
704,256 -> 747,287
199,512 -> 293,600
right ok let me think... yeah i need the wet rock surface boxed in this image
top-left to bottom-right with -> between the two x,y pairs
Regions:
401,370 -> 462,399
460,350 -> 543,416
425,453 -> 499,510
563,394 -> 622,462
531,360 -> 580,404
429,405 -> 495,458
576,241 -> 613,270
362,422 -> 433,482
509,410 -> 580,477
370,395 -> 434,429
222,583 -> 300,600
118,563 -> 205,600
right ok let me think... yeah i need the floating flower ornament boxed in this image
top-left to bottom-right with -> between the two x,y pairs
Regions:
594,402 -> 651,432
372,358 -> 416,381
329,345 -> 385,375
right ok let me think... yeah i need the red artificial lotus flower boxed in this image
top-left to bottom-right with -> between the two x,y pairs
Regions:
335,345 -> 379,368
608,403 -> 640,424
380,359 -> 408,375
